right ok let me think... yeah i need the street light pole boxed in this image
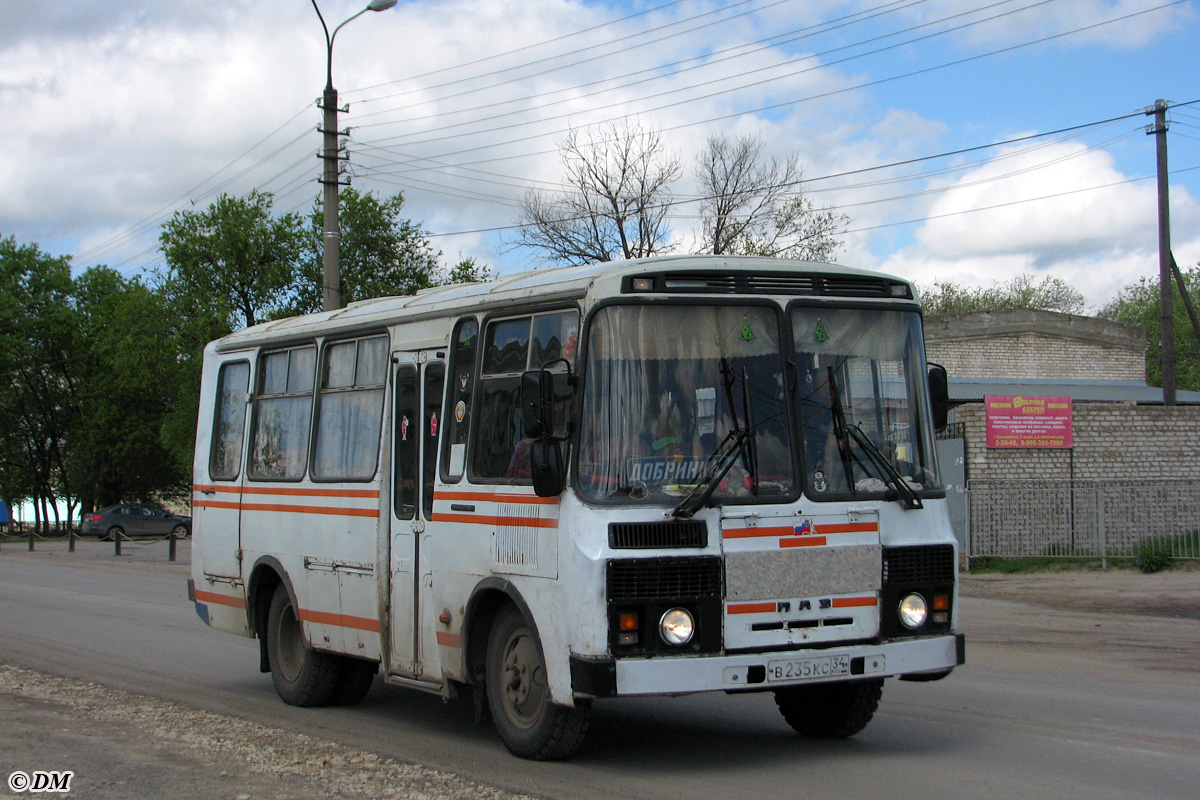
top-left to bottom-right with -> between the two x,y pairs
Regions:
312,0 -> 398,312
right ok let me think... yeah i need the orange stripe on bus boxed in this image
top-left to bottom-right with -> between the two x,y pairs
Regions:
818,522 -> 879,534
194,589 -> 247,609
193,500 -> 242,511
194,500 -> 379,518
722,526 -> 794,539
436,631 -> 463,648
728,602 -> 776,615
298,608 -> 381,633
433,490 -> 560,505
832,596 -> 878,608
780,536 -> 827,548
430,512 -> 559,529
193,484 -> 379,499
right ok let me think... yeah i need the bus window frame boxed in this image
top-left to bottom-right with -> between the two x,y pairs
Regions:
570,296 -> 800,508
310,331 -> 390,484
466,305 -> 579,487
208,359 -> 251,482
785,298 -> 945,504
247,341 -> 318,483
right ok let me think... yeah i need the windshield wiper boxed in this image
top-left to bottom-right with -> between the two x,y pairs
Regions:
826,367 -> 857,493
825,366 -> 921,510
844,424 -> 923,510
670,426 -> 750,518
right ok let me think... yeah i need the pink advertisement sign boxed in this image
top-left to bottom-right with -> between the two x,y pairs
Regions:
985,395 -> 1074,448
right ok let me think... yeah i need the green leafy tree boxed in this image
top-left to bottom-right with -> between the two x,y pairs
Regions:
290,188 -> 450,315
0,235 -> 79,531
160,190 -> 306,329
1099,262 -> 1200,391
445,255 -> 493,284
70,268 -> 189,511
920,274 -> 1086,318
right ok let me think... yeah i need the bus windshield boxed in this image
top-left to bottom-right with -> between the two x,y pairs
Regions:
791,306 -> 942,499
578,304 -> 794,503
577,302 -> 941,506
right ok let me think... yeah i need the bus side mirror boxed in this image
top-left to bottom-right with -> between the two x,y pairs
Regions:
521,370 -> 554,438
529,438 -> 565,497
927,363 -> 949,432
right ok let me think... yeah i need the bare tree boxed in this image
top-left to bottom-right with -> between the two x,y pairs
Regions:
514,120 -> 682,265
695,134 -> 847,263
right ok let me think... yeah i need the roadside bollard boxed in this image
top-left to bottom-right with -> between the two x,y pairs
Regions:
28,527 -> 34,551
169,531 -> 177,562
114,530 -> 122,557
69,528 -> 76,553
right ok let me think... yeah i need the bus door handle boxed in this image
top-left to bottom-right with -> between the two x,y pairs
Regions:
450,504 -> 476,512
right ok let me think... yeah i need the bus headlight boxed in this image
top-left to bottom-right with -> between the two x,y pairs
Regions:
659,608 -> 695,645
898,593 -> 928,629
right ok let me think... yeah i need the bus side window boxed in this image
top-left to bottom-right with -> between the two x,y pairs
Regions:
442,317 -> 478,483
474,317 -> 530,480
473,310 -> 578,483
393,365 -> 418,520
249,345 -> 316,480
312,335 -> 388,481
210,360 -> 250,481
422,363 -> 445,518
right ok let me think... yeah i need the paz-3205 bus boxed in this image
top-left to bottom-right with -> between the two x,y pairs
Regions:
189,256 -> 963,760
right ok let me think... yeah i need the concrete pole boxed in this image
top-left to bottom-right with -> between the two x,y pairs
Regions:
321,84 -> 342,312
1151,99 -> 1175,405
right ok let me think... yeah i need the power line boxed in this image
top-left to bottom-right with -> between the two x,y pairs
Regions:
351,0 -> 937,125
351,0 -> 1187,178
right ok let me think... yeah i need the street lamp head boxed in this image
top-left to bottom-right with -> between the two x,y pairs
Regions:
367,0 -> 398,10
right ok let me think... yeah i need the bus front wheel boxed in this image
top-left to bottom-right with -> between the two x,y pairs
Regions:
773,678 -> 883,738
266,585 -> 338,707
485,605 -> 590,760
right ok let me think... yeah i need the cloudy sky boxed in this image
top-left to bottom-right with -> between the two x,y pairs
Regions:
2,0 -> 1198,309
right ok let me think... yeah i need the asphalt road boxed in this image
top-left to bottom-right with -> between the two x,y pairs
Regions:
2,539 -> 1198,800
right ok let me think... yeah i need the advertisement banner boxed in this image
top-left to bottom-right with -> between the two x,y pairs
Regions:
985,395 -> 1073,448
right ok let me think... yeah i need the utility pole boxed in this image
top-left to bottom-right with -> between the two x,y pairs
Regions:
319,83 -> 348,312
312,1 -> 397,313
1147,99 -> 1175,405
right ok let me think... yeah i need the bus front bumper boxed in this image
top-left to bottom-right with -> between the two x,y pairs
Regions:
571,633 -> 964,698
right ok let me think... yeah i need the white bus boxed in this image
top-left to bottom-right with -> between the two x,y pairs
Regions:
189,255 -> 963,760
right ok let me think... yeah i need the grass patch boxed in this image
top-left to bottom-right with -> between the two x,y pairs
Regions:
966,556 -> 1109,574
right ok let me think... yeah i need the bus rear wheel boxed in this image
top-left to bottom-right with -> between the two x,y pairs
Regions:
773,678 -> 884,738
485,605 -> 590,760
266,585 -> 338,707
331,656 -> 377,706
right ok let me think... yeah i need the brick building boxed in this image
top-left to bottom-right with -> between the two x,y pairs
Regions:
922,309 -> 1200,560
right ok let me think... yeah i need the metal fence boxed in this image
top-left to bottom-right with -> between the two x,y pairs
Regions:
967,480 -> 1200,563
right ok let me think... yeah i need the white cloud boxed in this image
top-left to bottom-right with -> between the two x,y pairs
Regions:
0,0 -> 1196,290
872,137 -> 1200,308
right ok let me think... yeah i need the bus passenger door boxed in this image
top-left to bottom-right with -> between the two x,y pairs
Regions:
193,355 -> 251,581
388,352 -> 445,682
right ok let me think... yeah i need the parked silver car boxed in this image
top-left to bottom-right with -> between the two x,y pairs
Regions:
81,504 -> 191,540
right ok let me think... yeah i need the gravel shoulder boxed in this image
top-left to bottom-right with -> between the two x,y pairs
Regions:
0,663 -> 532,800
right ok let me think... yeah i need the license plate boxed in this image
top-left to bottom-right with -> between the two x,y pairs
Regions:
766,654 -> 851,683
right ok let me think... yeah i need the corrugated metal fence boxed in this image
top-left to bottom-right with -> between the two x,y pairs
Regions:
966,480 -> 1200,563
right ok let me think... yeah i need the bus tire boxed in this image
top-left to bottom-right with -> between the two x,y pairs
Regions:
773,678 -> 883,738
485,605 -> 590,760
266,584 -> 338,707
331,656 -> 377,706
